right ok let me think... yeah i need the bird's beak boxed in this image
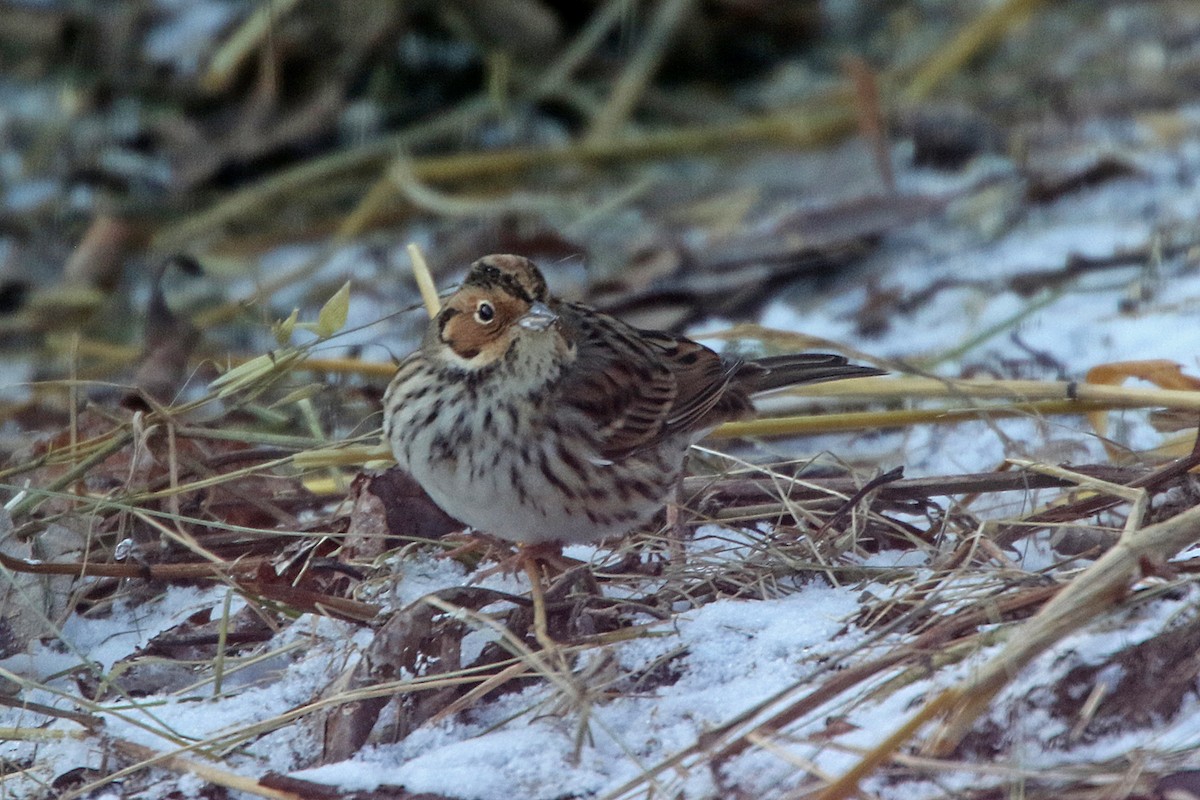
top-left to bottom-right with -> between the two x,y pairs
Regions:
518,301 -> 558,331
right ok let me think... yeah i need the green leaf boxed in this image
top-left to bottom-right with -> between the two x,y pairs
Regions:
315,281 -> 351,339
270,384 -> 322,409
273,308 -> 299,346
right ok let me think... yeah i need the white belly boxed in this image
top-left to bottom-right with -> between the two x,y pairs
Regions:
388,384 -> 680,545
400,421 -> 674,544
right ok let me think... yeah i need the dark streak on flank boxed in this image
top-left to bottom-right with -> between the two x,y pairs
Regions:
509,463 -> 528,506
539,452 -> 575,499
556,442 -> 589,480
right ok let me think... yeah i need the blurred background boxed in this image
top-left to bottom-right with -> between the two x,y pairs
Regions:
1,0 -> 1199,455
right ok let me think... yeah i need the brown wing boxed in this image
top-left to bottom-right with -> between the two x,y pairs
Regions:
636,330 -> 753,433
557,305 -> 743,458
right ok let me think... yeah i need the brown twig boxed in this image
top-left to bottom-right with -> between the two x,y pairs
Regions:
684,463 -> 1158,507
991,438 -> 1200,547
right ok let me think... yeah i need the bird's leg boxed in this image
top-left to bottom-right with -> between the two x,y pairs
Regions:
519,541 -> 571,650
524,542 -> 585,575
439,531 -> 513,564
523,553 -> 556,651
665,461 -> 691,562
471,539 -> 583,582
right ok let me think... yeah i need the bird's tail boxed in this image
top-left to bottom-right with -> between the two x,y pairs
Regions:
746,353 -> 884,393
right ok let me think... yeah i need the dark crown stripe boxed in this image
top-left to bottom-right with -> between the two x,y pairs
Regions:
464,258 -> 548,303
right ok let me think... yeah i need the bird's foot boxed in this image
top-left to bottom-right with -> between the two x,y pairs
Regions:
471,540 -> 584,581
438,531 -> 513,567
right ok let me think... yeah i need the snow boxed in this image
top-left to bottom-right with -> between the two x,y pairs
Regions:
58,586 -> 244,671
290,583 -> 871,800
144,1 -> 241,75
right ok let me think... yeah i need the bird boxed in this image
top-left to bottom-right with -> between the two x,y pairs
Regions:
382,253 -> 884,559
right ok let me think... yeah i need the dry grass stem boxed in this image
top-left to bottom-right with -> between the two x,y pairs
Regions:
200,0 -> 304,94
902,0 -> 1045,101
407,242 -> 441,317
929,499 -> 1200,752
585,0 -> 697,142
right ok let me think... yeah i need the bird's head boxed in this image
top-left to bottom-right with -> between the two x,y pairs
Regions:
426,254 -> 570,370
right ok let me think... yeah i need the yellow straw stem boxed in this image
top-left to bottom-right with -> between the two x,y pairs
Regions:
408,243 -> 441,318
711,399 -> 1120,439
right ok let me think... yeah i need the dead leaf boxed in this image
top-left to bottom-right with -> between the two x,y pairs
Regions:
364,468 -> 463,543
1087,360 -> 1200,392
318,587 -> 516,763
1085,360 -> 1200,456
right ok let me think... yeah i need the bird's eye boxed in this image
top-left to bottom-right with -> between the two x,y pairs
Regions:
475,301 -> 496,324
